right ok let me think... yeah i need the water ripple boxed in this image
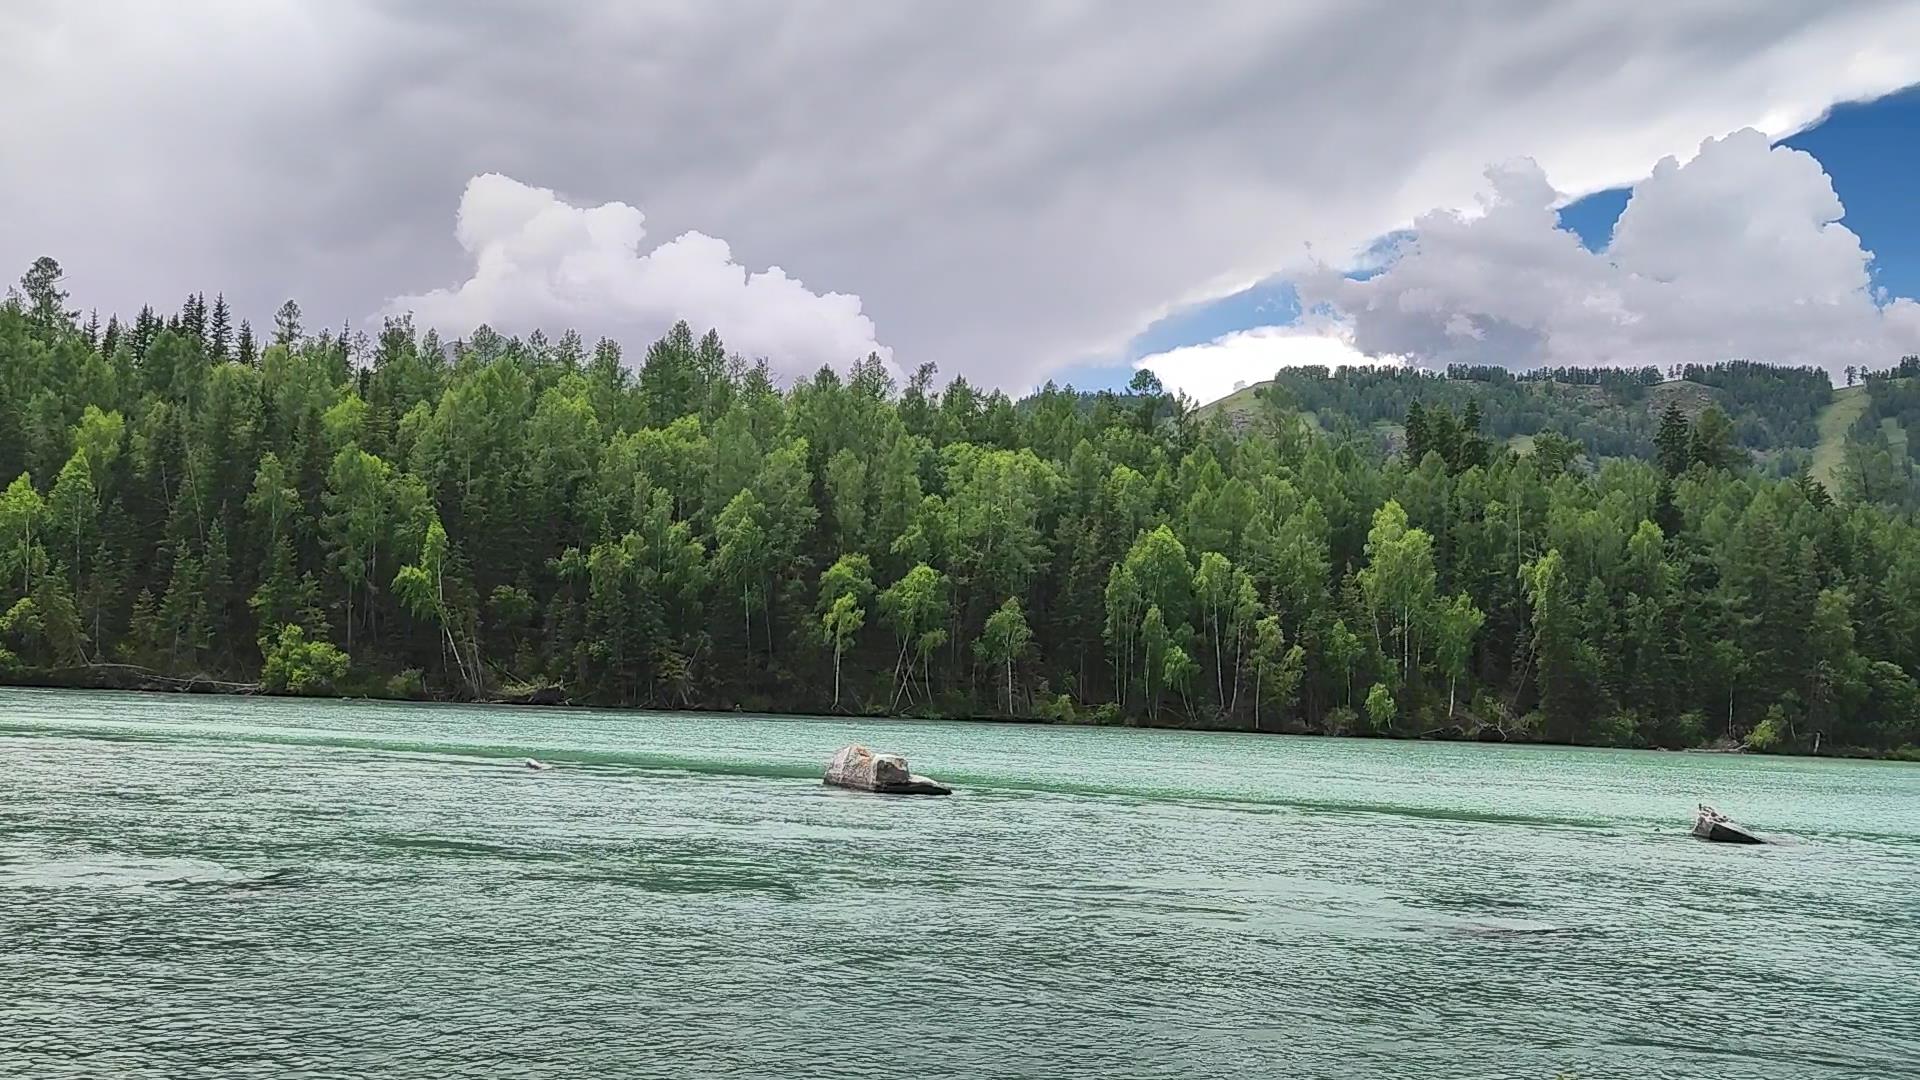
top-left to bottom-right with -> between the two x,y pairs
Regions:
2,689 -> 1917,1080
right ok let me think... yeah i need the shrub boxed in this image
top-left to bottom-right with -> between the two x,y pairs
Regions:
1035,693 -> 1079,723
1748,705 -> 1790,752
259,625 -> 350,694
386,668 -> 427,699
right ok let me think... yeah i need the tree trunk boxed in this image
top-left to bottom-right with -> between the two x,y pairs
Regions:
1005,655 -> 1013,714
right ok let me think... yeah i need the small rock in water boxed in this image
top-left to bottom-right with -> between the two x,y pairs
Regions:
824,744 -> 950,795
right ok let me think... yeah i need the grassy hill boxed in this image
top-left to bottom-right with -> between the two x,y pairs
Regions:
1811,384 -> 1871,490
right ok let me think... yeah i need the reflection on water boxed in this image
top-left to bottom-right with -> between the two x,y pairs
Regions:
1,689 -> 1917,1079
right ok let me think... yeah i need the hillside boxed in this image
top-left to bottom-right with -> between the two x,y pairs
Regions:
1194,362 -> 1830,467
1811,384 -> 1870,490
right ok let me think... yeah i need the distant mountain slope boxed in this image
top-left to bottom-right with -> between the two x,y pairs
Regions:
1193,362 -> 1831,466
1812,385 -> 1870,490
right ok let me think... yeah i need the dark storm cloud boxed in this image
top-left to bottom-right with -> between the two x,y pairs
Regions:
4,1 -> 1918,385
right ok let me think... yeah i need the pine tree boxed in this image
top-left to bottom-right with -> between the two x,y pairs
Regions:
273,300 -> 303,347
208,294 -> 232,363
1457,400 -> 1489,471
1404,401 -> 1428,463
180,293 -> 207,350
1655,404 -> 1691,477
1689,407 -> 1737,471
132,306 -> 159,361
19,256 -> 76,335
236,320 -> 257,367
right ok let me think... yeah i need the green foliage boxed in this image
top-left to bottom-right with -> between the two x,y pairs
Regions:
1689,407 -> 1738,470
977,596 -> 1033,714
387,668 -> 427,699
2,262 -> 1917,755
1364,682 -> 1396,733
1748,707 -> 1790,753
260,624 -> 349,694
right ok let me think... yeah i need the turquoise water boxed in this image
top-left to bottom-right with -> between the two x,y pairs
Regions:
2,689 -> 1917,1079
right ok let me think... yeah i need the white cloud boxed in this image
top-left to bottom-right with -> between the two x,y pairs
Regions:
384,174 -> 889,376
1136,321 -> 1387,404
1150,129 -> 1920,403
1294,129 -> 1920,381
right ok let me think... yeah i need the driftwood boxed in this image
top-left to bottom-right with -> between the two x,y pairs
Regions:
30,663 -> 263,695
491,682 -> 569,706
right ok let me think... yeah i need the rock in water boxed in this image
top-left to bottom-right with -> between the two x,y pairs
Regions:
524,758 -> 552,771
824,744 -> 951,795
1692,803 -> 1762,844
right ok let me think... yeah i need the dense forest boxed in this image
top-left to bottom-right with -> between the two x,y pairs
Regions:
1244,361 -> 1832,463
4,257 -> 1920,757
1843,359 -> 1920,509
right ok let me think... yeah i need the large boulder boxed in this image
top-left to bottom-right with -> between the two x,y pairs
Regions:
824,744 -> 951,795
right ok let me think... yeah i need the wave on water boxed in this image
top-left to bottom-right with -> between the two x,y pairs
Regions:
1,715 -> 1879,843
0,716 -> 1656,835
0,847 -> 298,892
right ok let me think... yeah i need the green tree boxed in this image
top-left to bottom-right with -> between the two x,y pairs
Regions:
393,516 -> 484,696
879,563 -> 948,708
1365,682 -> 1397,733
1654,404 -> 1691,477
1357,501 -> 1436,681
819,593 -> 865,711
322,447 -> 396,649
20,256 -> 75,335
977,596 -> 1033,714
1689,406 -> 1737,471
1247,615 -> 1305,731
45,453 -> 97,599
816,553 -> 875,709
260,624 -> 349,693
1430,592 -> 1485,718
0,473 -> 47,600
713,491 -> 772,654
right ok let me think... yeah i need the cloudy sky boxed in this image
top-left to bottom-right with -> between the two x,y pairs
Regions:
5,1 -> 1920,401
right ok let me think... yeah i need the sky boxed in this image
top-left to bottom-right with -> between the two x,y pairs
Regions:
4,2 -> 1920,402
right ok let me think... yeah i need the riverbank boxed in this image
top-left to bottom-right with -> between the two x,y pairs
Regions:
6,668 -> 1916,762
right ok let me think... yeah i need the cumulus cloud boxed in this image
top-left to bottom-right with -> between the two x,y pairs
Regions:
384,174 -> 888,375
6,3 -> 1920,389
1151,129 -> 1920,402
1135,321 -> 1383,404
1308,129 -> 1920,376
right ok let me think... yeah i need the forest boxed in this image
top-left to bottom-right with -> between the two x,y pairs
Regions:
1842,358 -> 1920,509
4,257 -> 1920,757
1253,360 -> 1832,461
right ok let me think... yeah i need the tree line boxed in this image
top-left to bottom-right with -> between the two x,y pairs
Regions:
1260,360 -> 1831,461
3,257 -> 1919,756
1842,363 -> 1920,510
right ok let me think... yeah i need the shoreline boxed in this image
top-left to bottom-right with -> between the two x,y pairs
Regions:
5,673 -> 1912,763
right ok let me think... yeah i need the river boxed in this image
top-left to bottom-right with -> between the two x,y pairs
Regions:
1,689 -> 1916,1079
